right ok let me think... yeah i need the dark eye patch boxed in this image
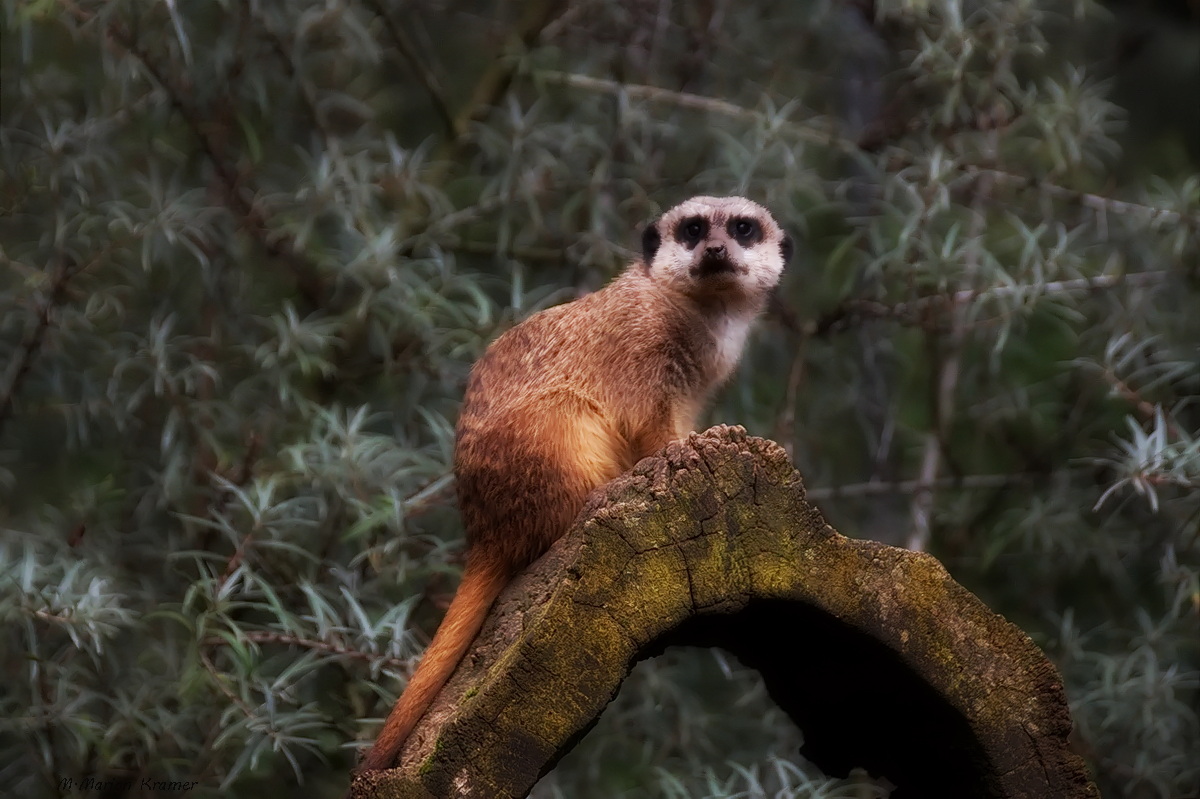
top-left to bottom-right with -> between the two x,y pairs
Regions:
728,217 -> 762,245
674,216 -> 708,249
642,220 -> 662,266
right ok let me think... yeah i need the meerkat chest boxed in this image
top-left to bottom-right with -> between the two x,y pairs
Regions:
708,312 -> 754,383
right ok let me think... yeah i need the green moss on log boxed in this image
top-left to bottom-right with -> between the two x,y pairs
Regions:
350,426 -> 1098,799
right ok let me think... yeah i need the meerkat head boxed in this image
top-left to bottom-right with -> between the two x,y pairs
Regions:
640,196 -> 792,303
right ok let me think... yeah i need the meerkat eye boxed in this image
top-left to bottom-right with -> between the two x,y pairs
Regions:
731,218 -> 759,242
676,217 -> 708,248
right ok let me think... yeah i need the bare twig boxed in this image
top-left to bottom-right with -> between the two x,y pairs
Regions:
203,630 -> 412,673
0,231 -> 141,435
806,472 -> 1040,501
1095,368 -> 1186,441
365,0 -> 457,140
812,270 -> 1174,336
907,160 -> 996,551
452,0 -> 567,139
964,166 -> 1198,226
1103,370 -> 1162,425
401,472 -> 456,518
0,258 -> 74,435
60,0 -> 325,307
541,72 -> 1198,227
537,71 -> 853,150
907,434 -> 941,552
198,649 -> 255,717
254,8 -> 338,151
447,240 -> 565,262
416,0 -> 567,187
954,270 -> 1173,300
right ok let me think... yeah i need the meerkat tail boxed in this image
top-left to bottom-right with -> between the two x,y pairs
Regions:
357,560 -> 510,772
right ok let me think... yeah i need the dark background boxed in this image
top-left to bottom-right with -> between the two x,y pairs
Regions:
1,1 -> 1197,797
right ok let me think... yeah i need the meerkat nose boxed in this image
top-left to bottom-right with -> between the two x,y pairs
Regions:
705,243 -> 727,258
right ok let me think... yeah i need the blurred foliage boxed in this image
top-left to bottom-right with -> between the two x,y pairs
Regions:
1,0 -> 1198,797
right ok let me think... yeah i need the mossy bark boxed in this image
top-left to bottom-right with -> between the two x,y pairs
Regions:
350,426 -> 1098,799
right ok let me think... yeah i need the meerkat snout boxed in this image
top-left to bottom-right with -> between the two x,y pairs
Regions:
696,242 -> 736,277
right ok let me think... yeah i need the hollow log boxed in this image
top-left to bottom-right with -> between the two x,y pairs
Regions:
350,426 -> 1098,799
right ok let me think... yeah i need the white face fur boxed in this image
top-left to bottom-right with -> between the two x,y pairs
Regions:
641,195 -> 792,305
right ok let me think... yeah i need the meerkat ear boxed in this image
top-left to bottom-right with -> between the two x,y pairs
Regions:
780,233 -> 794,265
641,219 -> 662,267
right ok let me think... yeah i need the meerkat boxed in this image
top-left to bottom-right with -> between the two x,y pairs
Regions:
356,195 -> 792,774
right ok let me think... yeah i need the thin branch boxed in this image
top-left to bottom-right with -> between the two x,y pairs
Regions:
1103,370 -> 1162,425
540,72 -> 1198,227
907,160 -> 995,552
416,0 -> 567,187
955,270 -> 1173,300
806,472 -> 1040,501
219,521 -> 256,587
537,70 -> 853,150
0,231 -> 141,435
446,240 -> 565,262
60,0 -> 325,307
203,630 -> 412,673
452,0 -> 567,140
1095,368 -> 1186,441
0,258 -> 74,436
401,472 -> 456,517
365,0 -> 457,140
907,434 -> 941,552
198,649 -> 256,718
963,166 -> 1199,226
812,270 -> 1175,336
254,7 -> 338,151
540,71 -> 765,119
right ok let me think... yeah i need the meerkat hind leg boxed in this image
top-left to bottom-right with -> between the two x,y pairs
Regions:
538,389 -> 631,482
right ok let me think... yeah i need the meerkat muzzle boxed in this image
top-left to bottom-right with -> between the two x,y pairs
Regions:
694,248 -> 740,276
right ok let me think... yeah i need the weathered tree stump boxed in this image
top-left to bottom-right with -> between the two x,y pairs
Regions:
351,426 -> 1098,799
